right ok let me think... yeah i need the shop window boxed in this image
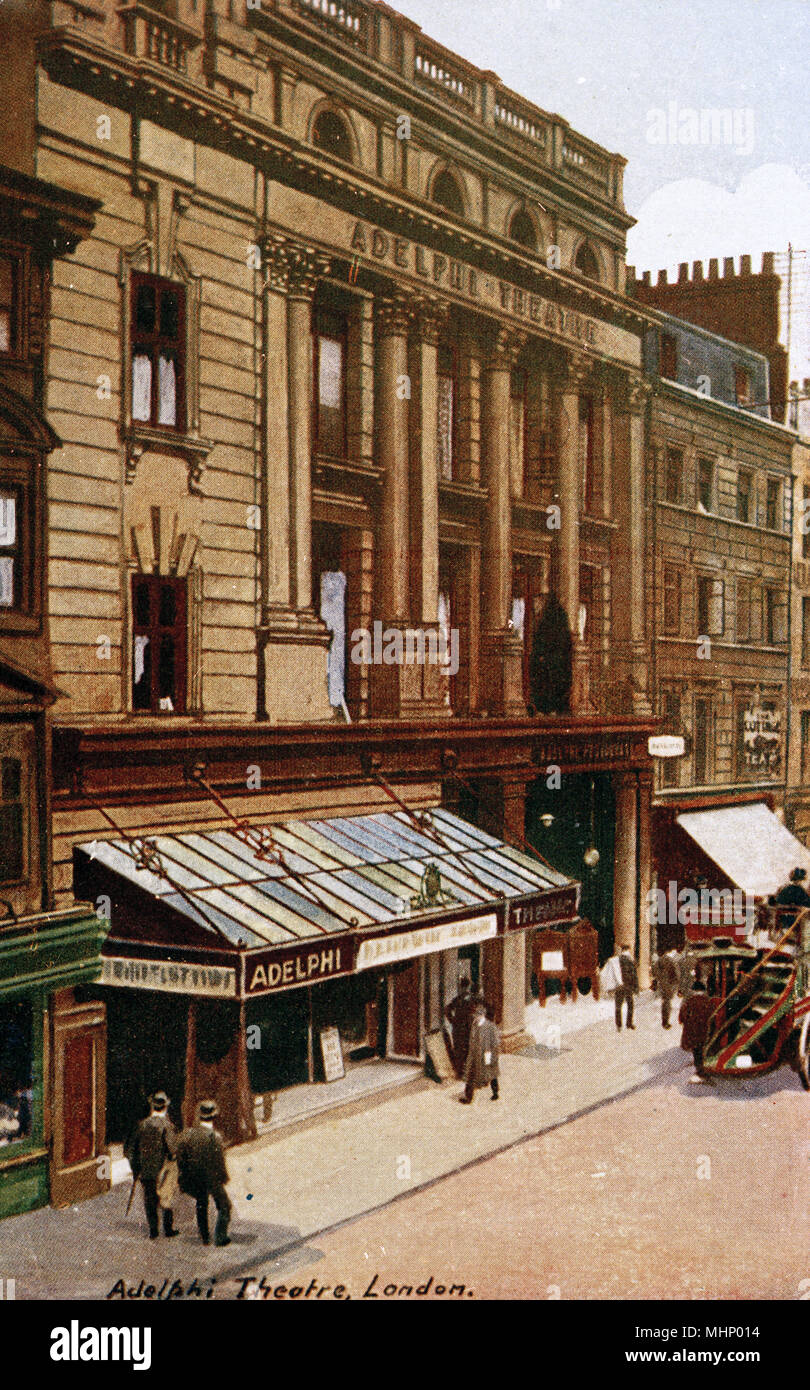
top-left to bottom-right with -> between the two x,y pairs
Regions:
694,697 -> 712,785
431,169 -> 465,218
130,273 -> 186,431
579,395 -> 594,514
0,998 -> 33,1147
697,575 -> 724,637
660,332 -> 678,380
574,242 -> 600,281
801,711 -> 810,782
664,447 -> 683,504
0,756 -> 23,883
437,344 -> 456,481
766,477 -> 781,530
312,109 -> 353,163
662,565 -> 681,634
314,308 -> 347,459
0,255 -> 18,356
765,587 -> 787,645
734,364 -> 751,406
736,468 -> 753,523
131,574 -> 187,713
509,209 -> 537,251
697,457 -> 714,512
803,598 -> 810,667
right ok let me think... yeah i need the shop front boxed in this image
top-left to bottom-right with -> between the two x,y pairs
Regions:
75,806 -> 579,1144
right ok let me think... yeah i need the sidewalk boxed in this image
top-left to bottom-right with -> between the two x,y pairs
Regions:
1,992 -> 688,1299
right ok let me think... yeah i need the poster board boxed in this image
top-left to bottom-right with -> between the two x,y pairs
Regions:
425,1030 -> 456,1082
319,1026 -> 345,1083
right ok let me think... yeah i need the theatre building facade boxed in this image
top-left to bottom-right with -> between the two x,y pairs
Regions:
6,0 -> 657,1143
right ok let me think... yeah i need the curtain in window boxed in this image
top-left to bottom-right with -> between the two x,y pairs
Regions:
0,496 -> 15,547
132,354 -> 152,422
320,569 -> 347,708
509,595 -> 525,640
157,355 -> 177,426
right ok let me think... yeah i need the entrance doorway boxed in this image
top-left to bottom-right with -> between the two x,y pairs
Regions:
526,772 -> 615,962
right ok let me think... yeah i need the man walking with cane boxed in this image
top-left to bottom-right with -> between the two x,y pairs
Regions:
124,1091 -> 179,1240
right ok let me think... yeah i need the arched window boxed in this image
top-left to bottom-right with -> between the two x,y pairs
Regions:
431,169 -> 465,217
509,209 -> 537,251
574,242 -> 600,281
312,109 -> 353,163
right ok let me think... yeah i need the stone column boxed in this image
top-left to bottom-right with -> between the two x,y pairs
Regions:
557,353 -> 591,712
480,327 -> 525,716
637,770 -> 653,989
376,293 -> 411,621
258,239 -> 295,630
624,377 -> 652,715
286,241 -> 330,626
613,771 -> 639,960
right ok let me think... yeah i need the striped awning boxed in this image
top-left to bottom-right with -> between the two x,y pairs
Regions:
75,808 -> 576,951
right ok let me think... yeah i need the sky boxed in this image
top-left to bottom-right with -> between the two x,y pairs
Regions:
390,0 -> 810,370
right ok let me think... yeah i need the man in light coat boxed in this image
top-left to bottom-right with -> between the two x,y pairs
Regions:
460,999 -> 500,1104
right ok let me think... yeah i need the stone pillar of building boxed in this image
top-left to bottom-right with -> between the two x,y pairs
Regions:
636,769 -> 653,989
478,774 -> 533,1050
625,377 -> 652,716
613,771 -> 639,964
557,353 -> 592,713
480,327 -> 525,717
256,235 -> 331,722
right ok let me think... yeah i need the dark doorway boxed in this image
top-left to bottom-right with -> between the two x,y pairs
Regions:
99,989 -> 187,1142
526,772 -> 615,961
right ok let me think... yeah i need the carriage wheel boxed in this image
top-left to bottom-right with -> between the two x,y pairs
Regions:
799,1014 -> 810,1092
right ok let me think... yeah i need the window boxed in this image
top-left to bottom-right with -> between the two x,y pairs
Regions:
801,711 -> 810,782
737,469 -> 753,524
694,697 -> 712,784
0,255 -> 17,356
697,575 -> 724,636
509,209 -> 537,251
312,109 -> 353,163
0,998 -> 33,1147
697,457 -> 714,512
765,587 -> 786,645
662,565 -> 681,634
131,575 -> 187,713
431,170 -> 465,217
130,274 -> 186,431
0,756 -> 23,882
660,332 -> 678,380
803,486 -> 810,560
734,364 -> 751,406
314,308 -> 347,458
437,344 -> 456,481
574,242 -> 600,280
737,578 -> 762,643
579,396 -> 594,514
802,598 -> 810,667
661,688 -> 680,789
664,447 -> 683,504
766,478 -> 781,530
0,486 -> 22,611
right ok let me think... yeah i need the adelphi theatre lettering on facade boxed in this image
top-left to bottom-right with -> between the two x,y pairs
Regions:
244,938 -> 353,995
350,221 -> 598,346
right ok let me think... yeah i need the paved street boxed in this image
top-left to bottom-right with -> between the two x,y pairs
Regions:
3,991 -> 808,1300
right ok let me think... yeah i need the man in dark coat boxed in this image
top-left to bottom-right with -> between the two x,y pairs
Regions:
653,948 -> 680,1029
615,944 -> 639,1031
445,978 -> 473,1077
124,1091 -> 178,1240
175,1100 -> 232,1247
770,866 -> 810,908
679,980 -> 720,1084
460,999 -> 500,1104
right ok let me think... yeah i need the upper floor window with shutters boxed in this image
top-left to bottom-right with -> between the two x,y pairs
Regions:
664,447 -> 683,504
437,344 -> 456,481
130,274 -> 186,431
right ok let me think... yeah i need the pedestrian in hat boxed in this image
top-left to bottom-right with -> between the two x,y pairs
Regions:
460,998 -> 500,1104
614,944 -> 639,1031
445,977 -> 474,1077
175,1100 -> 232,1247
653,948 -> 679,1029
124,1091 -> 179,1240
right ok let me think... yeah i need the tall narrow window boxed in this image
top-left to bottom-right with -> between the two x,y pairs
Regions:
131,274 -> 186,431
660,332 -> 677,380
804,486 -> 810,560
437,345 -> 456,482
734,364 -> 751,406
662,565 -> 681,634
0,255 -> 17,356
661,688 -> 681,789
697,575 -> 724,636
694,697 -> 711,784
803,598 -> 810,667
0,998 -> 33,1144
0,486 -> 21,610
579,395 -> 594,514
0,755 -> 23,882
737,469 -> 753,523
801,711 -> 810,782
131,575 -> 187,714
664,447 -> 683,504
697,457 -> 714,512
314,309 -> 347,458
766,477 -> 780,530
765,587 -> 786,645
